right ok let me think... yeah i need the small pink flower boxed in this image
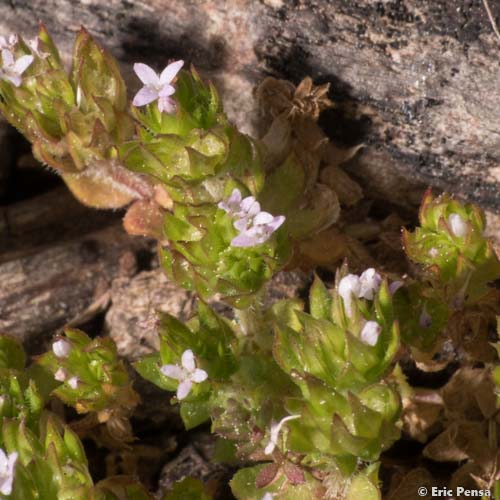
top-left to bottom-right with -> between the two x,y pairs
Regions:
160,349 -> 208,400
218,189 -> 285,248
0,49 -> 33,87
132,60 -> 184,113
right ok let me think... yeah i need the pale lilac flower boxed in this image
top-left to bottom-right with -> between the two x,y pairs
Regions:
0,34 -> 17,51
0,448 -> 17,496
360,321 -> 382,346
218,189 -> 260,222
132,60 -> 184,113
67,376 -> 79,390
54,368 -> 67,382
218,189 -> 285,248
160,349 -> 208,400
52,339 -> 71,358
448,213 -> 467,238
0,49 -> 33,87
358,268 -> 382,300
264,414 -> 300,455
27,37 -> 49,59
262,494 -> 274,500
338,274 -> 361,318
231,212 -> 285,248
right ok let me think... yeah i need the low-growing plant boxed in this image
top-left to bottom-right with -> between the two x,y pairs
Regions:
0,26 -> 499,499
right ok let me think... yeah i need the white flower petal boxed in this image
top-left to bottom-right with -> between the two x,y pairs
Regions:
176,379 -> 192,400
159,59 -> 184,85
358,268 -> 382,300
227,189 -> 242,206
448,213 -> 467,238
13,54 -> 33,74
338,274 -> 360,317
133,63 -> 160,86
254,211 -> 274,225
0,449 -> 17,496
1,49 -> 13,66
52,339 -> 71,358
360,321 -> 381,346
264,414 -> 300,455
160,364 -> 184,380
132,86 -> 159,107
158,83 -> 175,97
231,231 -> 260,248
266,215 -> 285,232
181,349 -> 196,372
240,196 -> 258,214
54,368 -> 67,382
157,96 -> 176,113
191,368 -> 208,383
233,217 -> 250,232
3,73 -> 22,87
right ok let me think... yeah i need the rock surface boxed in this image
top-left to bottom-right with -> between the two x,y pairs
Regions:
0,0 -> 498,211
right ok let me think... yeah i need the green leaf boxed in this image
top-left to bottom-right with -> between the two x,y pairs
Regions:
133,353 -> 177,392
163,477 -> 212,500
0,335 -> 26,370
309,275 -> 332,321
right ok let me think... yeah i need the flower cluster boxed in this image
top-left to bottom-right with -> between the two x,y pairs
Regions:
52,339 -> 79,389
338,268 -> 383,317
218,189 -> 285,248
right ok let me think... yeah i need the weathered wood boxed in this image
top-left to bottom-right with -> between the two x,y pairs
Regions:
0,221 -> 153,351
0,0 -> 498,210
0,186 -> 119,263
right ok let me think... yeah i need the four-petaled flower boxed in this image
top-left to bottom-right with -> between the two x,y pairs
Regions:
0,448 -> 17,496
0,49 -> 33,87
160,349 -> 208,400
132,60 -> 184,113
218,189 -> 285,248
448,213 -> 467,238
52,339 -> 71,358
264,414 -> 300,455
360,320 -> 382,346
